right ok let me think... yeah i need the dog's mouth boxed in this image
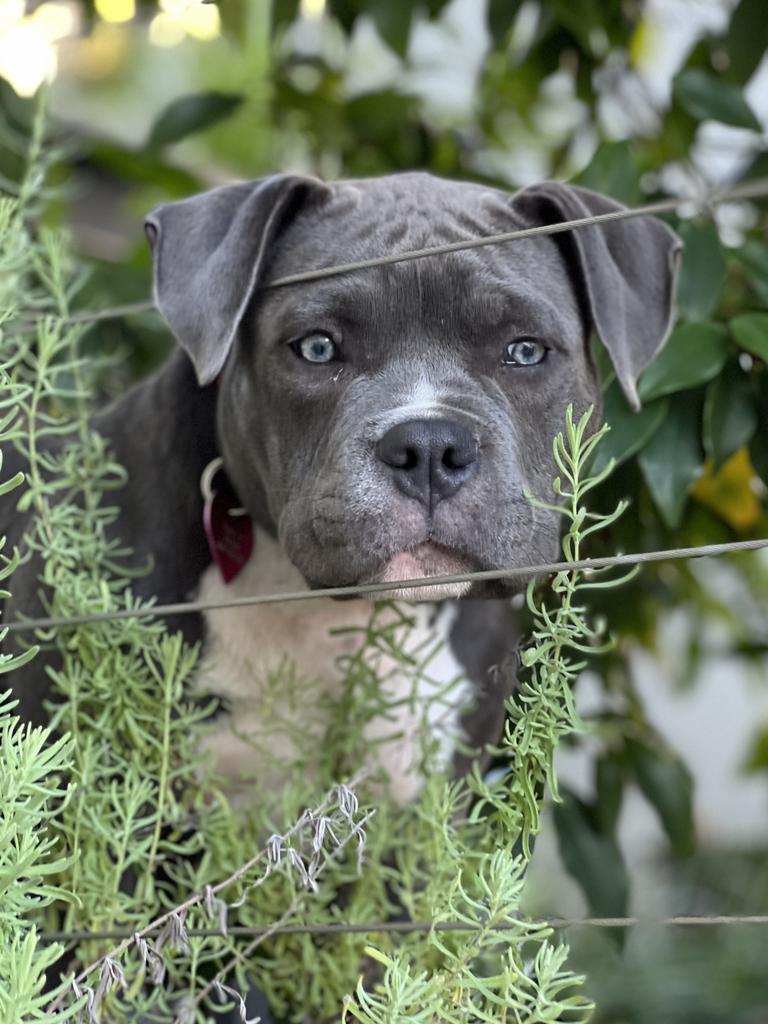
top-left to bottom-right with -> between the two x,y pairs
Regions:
369,542 -> 475,602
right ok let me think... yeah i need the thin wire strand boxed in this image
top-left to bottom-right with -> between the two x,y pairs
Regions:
38,913 -> 768,944
12,176 -> 768,333
5,537 -> 768,634
63,299 -> 157,324
265,177 -> 768,288
13,299 -> 157,335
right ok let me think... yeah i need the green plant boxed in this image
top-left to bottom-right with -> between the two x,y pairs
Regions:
6,2 -> 766,926
0,116 -> 81,1024
0,688 -> 78,1023
2,111 -> 637,1018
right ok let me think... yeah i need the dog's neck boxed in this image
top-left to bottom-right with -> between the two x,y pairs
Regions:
193,524 -> 470,804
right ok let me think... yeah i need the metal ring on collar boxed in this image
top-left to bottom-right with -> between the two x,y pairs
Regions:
200,456 -> 224,502
199,456 -> 247,516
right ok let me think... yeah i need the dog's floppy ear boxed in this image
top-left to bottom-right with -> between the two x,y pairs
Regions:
512,183 -> 681,410
145,175 -> 328,385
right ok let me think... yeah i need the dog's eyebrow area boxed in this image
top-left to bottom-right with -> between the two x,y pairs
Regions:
257,259 -> 579,355
471,288 -> 578,350
259,276 -> 382,333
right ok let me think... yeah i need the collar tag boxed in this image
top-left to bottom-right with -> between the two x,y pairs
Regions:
203,489 -> 254,584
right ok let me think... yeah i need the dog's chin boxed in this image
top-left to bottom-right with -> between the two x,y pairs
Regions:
369,543 -> 474,602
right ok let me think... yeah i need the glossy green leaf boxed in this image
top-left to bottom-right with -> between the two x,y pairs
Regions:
639,394 -> 704,528
703,362 -> 757,469
676,221 -> 726,322
147,92 -> 245,150
743,147 -> 768,183
595,754 -> 624,835
346,91 -> 418,143
219,0 -> 249,41
722,0 -> 768,86
749,374 -> 768,484
572,140 -> 641,205
737,241 -> 768,306
89,143 -> 200,195
590,333 -> 615,387
638,323 -> 729,402
673,68 -> 761,130
488,0 -> 523,47
744,727 -> 768,772
553,788 -> 629,918
272,0 -> 301,30
369,2 -> 414,56
591,380 -> 668,475
547,0 -> 620,54
730,312 -> 768,362
626,739 -> 695,857
750,435 -> 768,485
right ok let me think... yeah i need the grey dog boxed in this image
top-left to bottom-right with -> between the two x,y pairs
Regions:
2,170 -> 679,1014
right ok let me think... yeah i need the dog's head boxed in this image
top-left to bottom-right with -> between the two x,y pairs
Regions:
145,172 -> 679,598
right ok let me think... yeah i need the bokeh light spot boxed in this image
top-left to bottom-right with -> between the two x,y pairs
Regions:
0,1 -> 78,96
300,0 -> 326,20
0,21 -> 56,95
95,0 -> 136,25
149,0 -> 220,46
183,2 -> 220,41
149,11 -> 186,47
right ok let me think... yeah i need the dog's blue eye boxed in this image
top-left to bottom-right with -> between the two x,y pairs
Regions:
503,338 -> 547,367
295,333 -> 338,364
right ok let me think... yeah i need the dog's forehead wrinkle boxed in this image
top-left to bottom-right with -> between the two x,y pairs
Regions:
269,174 -> 524,284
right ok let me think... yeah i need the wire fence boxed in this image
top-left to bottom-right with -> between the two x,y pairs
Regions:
37,913 -> 768,945
8,173 -> 768,959
5,538 -> 768,633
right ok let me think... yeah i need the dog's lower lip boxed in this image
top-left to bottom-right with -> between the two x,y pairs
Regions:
402,542 -> 467,570
376,542 -> 474,582
309,544 -> 476,596
362,543 -> 476,602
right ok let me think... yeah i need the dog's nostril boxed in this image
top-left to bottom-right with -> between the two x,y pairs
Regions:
386,446 -> 419,470
403,447 -> 419,471
442,446 -> 470,471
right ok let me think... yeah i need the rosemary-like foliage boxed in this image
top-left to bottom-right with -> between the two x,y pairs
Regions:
1,96 -> 633,1023
0,108 -> 79,1023
0,684 -> 76,1023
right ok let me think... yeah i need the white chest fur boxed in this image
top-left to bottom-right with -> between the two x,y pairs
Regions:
193,528 -> 470,803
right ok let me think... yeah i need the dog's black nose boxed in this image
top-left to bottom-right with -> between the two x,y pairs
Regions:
376,418 -> 478,508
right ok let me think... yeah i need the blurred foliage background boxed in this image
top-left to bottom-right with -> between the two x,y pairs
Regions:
2,0 -> 768,1020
